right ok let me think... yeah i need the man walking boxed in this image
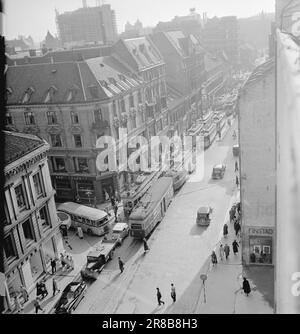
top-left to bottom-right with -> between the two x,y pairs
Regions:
242,277 -> 251,296
224,244 -> 230,260
235,161 -> 239,172
52,278 -> 60,296
219,244 -> 225,261
51,258 -> 56,275
170,284 -> 176,303
232,240 -> 239,255
223,223 -> 228,238
33,298 -> 44,314
114,204 -> 118,222
118,257 -> 124,273
236,176 -> 239,188
156,288 -> 165,306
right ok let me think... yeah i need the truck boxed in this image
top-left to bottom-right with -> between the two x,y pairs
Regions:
80,239 -> 117,281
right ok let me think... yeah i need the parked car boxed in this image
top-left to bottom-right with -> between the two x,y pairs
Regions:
54,281 -> 86,314
111,223 -> 129,245
212,164 -> 226,179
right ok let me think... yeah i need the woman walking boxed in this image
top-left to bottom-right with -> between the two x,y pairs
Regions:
211,251 -> 218,266
232,240 -> 239,255
223,223 -> 228,238
242,277 -> 251,296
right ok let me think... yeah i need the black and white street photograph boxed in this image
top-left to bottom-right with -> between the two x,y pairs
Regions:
0,0 -> 300,318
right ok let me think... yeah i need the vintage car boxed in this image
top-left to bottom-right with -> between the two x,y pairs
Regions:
111,223 -> 129,246
233,144 -> 239,157
212,164 -> 226,179
80,240 -> 116,280
196,206 -> 213,226
53,281 -> 86,314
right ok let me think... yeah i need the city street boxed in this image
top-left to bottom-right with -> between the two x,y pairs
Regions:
74,120 -> 239,314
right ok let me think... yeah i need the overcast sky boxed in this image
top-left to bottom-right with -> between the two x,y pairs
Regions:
3,0 -> 275,42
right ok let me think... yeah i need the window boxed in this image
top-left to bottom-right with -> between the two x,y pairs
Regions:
129,95 -> 134,108
71,111 -> 79,124
24,111 -> 35,125
15,184 -> 26,210
5,113 -> 13,125
39,206 -> 51,230
47,110 -> 58,124
51,157 -> 67,172
50,134 -> 62,147
138,90 -> 142,103
22,219 -> 35,246
94,109 -> 103,122
74,135 -> 82,148
33,172 -> 43,198
74,157 -> 89,173
4,200 -> 11,226
4,235 -> 17,261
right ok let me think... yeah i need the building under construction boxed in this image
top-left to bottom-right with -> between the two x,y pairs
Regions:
56,1 -> 118,47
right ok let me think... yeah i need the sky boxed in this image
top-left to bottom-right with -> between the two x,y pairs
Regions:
3,0 -> 275,42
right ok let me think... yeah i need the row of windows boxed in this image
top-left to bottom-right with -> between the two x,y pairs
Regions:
50,134 -> 83,148
5,171 -> 46,224
4,205 -> 52,262
5,109 -> 104,127
50,157 -> 90,173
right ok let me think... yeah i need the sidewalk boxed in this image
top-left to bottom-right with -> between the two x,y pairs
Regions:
216,116 -> 236,143
195,193 -> 274,314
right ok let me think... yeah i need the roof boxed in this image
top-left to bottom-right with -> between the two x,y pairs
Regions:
6,55 -> 143,105
243,57 -> 275,89
122,36 -> 163,69
57,202 -> 108,221
129,177 -> 173,220
4,131 -> 46,165
197,207 -> 211,214
113,223 -> 128,231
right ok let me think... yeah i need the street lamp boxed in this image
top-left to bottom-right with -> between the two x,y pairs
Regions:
200,274 -> 208,303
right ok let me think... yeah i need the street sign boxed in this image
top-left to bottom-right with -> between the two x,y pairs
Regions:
200,274 -> 207,282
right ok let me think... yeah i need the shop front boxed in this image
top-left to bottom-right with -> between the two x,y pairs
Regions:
244,226 -> 274,265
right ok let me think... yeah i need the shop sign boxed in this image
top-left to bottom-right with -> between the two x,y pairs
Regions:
249,227 -> 273,235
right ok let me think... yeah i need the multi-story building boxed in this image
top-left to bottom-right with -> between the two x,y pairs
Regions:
150,30 -> 206,128
201,16 -> 239,67
56,4 -> 118,47
2,131 -> 64,312
113,36 -> 169,138
238,58 -> 275,267
6,54 -> 145,204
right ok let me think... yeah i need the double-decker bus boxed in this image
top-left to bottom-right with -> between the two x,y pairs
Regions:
129,177 -> 173,239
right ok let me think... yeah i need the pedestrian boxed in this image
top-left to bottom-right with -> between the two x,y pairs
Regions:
51,258 -> 57,275
14,295 -> 23,313
235,161 -> 239,172
40,281 -> 48,298
118,257 -> 124,273
110,196 -> 115,208
232,240 -> 239,255
211,250 -> 218,266
52,278 -> 60,296
156,288 -> 165,306
60,253 -> 66,271
223,223 -> 228,238
224,243 -> 230,260
235,221 -> 241,237
242,277 -> 251,296
143,238 -> 149,252
236,175 -> 239,188
170,283 -> 176,302
33,298 -> 44,314
20,285 -> 29,303
114,204 -> 118,222
219,244 -> 225,261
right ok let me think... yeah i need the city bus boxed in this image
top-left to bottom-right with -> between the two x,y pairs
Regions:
57,202 -> 113,236
129,177 -> 174,239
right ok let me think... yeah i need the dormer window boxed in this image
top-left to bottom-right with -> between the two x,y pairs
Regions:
22,87 -> 35,104
66,84 -> 79,102
6,87 -> 13,96
5,113 -> 13,125
108,77 -> 117,86
100,80 -> 109,89
44,85 -> 58,103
